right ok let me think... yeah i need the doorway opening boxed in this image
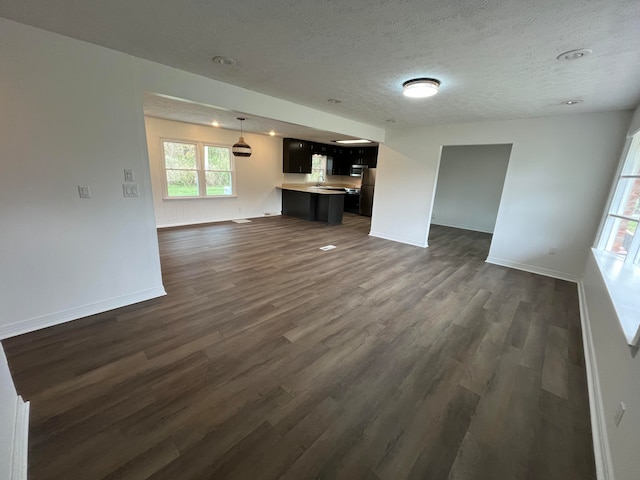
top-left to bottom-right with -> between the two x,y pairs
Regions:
429,144 -> 512,254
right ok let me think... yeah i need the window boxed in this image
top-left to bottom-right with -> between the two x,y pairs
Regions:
162,140 -> 235,198
306,154 -> 327,184
598,132 -> 640,264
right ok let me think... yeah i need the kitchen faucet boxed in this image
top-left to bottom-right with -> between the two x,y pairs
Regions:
316,174 -> 325,187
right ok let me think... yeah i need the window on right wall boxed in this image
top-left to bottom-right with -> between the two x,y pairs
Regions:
598,132 -> 640,264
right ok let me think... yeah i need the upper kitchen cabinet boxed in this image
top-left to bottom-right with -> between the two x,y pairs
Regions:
283,138 -> 312,173
312,143 -> 330,155
283,138 -> 378,173
352,146 -> 379,167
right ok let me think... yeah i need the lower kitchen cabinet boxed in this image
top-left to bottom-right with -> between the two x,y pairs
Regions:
281,189 -> 344,225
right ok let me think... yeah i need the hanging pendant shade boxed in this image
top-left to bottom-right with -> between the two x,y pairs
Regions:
232,117 -> 252,157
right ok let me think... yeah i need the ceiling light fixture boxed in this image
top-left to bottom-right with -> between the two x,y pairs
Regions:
232,118 -> 252,157
561,100 -> 583,105
327,98 -> 342,104
556,48 -> 592,61
334,139 -> 372,144
212,121 -> 220,127
269,130 -> 276,136
212,55 -> 237,66
402,78 -> 441,98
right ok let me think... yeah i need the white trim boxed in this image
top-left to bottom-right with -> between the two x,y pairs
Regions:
590,249 -> 640,346
485,256 -> 578,282
368,230 -> 428,248
157,213 -> 281,229
431,221 -> 494,234
0,287 -> 166,340
577,280 -> 614,480
160,138 -> 236,199
10,397 -> 29,480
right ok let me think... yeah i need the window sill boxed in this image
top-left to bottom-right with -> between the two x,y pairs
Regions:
591,248 -> 640,346
162,195 -> 237,201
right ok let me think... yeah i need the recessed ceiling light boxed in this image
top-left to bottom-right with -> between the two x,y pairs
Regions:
334,139 -> 372,144
269,130 -> 276,136
211,121 -> 220,127
212,55 -> 237,66
402,78 -> 441,98
556,49 -> 592,61
327,98 -> 342,104
561,100 -> 583,105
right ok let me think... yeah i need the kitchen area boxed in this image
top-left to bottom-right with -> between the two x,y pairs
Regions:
278,138 -> 378,224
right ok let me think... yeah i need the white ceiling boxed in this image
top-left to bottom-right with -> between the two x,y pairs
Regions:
1,0 -> 639,129
143,94 -> 372,144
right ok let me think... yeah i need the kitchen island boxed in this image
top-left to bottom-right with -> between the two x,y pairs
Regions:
277,184 -> 345,225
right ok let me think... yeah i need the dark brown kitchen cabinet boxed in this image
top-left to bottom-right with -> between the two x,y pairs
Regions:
351,146 -> 378,167
283,138 -> 312,173
313,143 -> 330,155
326,146 -> 347,175
283,138 -> 378,173
365,146 -> 379,167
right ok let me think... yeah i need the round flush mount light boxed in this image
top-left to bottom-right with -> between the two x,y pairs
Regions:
327,98 -> 342,104
269,130 -> 276,136
402,78 -> 441,98
556,48 -> 592,61
212,55 -> 237,66
561,100 -> 583,105
211,121 -> 220,127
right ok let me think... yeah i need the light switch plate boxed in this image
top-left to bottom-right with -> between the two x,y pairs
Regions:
78,185 -> 91,198
123,184 -> 139,197
124,169 -> 134,181
614,401 -> 626,426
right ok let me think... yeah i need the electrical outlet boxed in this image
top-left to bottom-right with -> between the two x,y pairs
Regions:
124,169 -> 134,181
548,247 -> 557,255
78,185 -> 91,198
614,401 -> 626,426
123,184 -> 139,197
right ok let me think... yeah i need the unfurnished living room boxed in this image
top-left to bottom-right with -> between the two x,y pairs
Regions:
0,1 -> 639,480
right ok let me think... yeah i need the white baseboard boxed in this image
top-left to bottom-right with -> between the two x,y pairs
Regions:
11,397 -> 29,480
577,280 -> 614,480
430,220 -> 494,234
485,256 -> 578,282
368,230 -> 428,248
0,286 -> 166,340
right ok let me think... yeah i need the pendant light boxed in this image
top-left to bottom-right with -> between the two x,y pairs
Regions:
232,117 -> 252,157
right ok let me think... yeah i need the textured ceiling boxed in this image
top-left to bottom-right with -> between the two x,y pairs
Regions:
1,0 -> 639,129
143,94 -> 372,144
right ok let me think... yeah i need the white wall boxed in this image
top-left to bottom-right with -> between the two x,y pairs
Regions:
373,112 -> 631,280
580,252 -> 640,480
0,345 -> 28,480
0,18 -> 384,338
0,19 -> 165,338
579,103 -> 640,480
432,144 -> 511,233
145,117 -> 282,227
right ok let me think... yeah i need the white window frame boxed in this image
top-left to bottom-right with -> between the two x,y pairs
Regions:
596,132 -> 640,264
306,154 -> 327,184
161,138 -> 236,200
593,130 -> 640,346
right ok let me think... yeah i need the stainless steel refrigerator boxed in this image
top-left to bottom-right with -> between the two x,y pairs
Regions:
359,168 -> 376,216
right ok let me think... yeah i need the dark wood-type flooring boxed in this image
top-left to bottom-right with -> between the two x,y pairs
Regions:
3,214 -> 595,480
